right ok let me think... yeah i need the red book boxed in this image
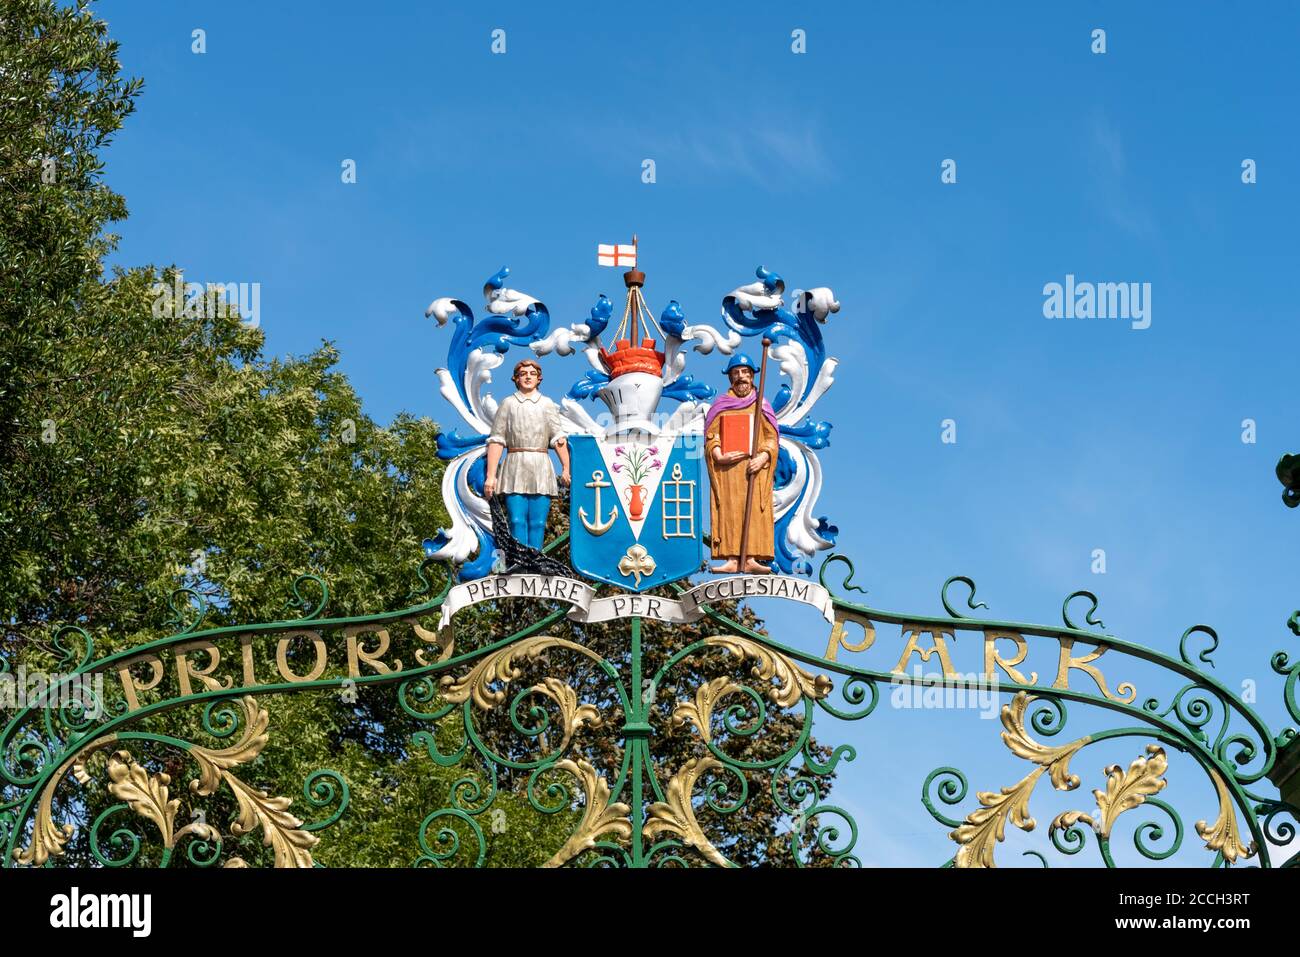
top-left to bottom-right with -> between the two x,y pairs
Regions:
720,414 -> 751,456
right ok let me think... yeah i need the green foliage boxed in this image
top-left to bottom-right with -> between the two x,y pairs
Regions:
2,0 -> 140,500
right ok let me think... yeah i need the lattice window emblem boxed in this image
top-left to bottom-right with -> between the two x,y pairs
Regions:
661,463 -> 696,538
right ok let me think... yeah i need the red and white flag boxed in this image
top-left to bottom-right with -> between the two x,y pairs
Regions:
597,242 -> 637,268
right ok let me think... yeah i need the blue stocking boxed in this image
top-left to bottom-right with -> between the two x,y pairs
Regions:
526,494 -> 550,550
505,494 -> 531,546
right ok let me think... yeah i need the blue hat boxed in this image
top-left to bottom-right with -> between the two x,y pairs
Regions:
724,353 -> 758,375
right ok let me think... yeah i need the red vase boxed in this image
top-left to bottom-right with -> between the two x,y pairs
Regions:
625,484 -> 646,521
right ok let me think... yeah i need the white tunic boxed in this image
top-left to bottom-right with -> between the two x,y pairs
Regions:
487,391 -> 566,496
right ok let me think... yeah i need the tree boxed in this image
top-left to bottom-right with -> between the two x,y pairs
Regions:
1,0 -> 138,506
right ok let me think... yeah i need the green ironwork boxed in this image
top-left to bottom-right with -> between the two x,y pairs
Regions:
3,547 -> 1299,868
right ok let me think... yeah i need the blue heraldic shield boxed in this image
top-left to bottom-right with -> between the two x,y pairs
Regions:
568,434 -> 703,591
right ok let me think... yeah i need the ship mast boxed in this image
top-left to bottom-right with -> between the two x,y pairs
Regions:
623,234 -> 646,349
601,234 -> 666,378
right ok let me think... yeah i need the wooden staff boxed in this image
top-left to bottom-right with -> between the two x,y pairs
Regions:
736,338 -> 772,572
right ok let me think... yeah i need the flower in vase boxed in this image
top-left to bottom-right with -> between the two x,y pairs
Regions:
651,459 -> 663,470
611,462 -> 623,473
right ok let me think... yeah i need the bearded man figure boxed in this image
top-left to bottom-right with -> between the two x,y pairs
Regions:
704,353 -> 779,574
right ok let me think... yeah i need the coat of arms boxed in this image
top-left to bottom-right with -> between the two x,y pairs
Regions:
422,238 -> 842,618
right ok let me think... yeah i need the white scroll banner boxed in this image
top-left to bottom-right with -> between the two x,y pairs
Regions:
439,574 -> 834,628
439,576 -> 596,629
676,576 -> 835,623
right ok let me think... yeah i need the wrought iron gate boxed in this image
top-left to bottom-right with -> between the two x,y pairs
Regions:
4,543 -> 1298,868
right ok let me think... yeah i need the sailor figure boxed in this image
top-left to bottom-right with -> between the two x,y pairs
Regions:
483,359 -> 571,549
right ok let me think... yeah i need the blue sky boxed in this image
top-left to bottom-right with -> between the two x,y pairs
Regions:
96,1 -> 1300,866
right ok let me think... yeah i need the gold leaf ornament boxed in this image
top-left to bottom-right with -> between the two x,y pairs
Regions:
439,636 -> 599,712
14,739 -> 119,866
998,692 -> 1090,790
1093,745 -> 1167,838
953,695 -> 1180,868
186,695 -> 317,867
704,635 -> 833,707
543,758 -> 632,868
527,677 -> 603,751
12,798 -> 76,867
1196,769 -> 1256,864
106,751 -> 180,848
645,757 -> 731,867
951,769 -> 1044,869
672,676 -> 738,743
951,692 -> 1092,868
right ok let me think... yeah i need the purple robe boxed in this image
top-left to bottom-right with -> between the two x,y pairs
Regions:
704,390 -> 779,434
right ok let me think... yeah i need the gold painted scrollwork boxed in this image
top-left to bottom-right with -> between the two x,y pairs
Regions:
952,691 -> 1096,868
526,677 -> 602,751
950,691 -> 1257,868
14,693 -> 316,868
186,695 -> 318,868
952,769 -> 1043,869
12,788 -> 77,867
1094,745 -> 1168,836
105,751 -> 218,851
14,739 -> 119,866
645,756 -> 730,867
672,676 -> 737,743
1046,744 -> 1168,838
670,638 -> 832,742
998,691 -> 1092,790
1196,769 -> 1256,864
543,758 -> 631,868
702,635 -> 833,708
439,635 -> 598,711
